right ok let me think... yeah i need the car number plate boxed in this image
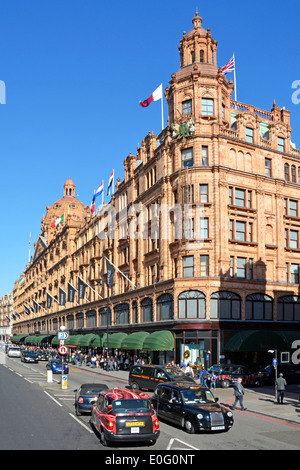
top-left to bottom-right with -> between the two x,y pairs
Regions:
126,421 -> 144,427
130,427 -> 140,433
211,426 -> 225,430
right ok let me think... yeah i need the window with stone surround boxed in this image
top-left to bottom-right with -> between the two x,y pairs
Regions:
178,290 -> 206,319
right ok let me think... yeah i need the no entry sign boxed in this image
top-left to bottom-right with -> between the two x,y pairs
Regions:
58,345 -> 69,355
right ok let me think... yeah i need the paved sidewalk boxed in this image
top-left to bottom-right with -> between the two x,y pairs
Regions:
69,364 -> 300,425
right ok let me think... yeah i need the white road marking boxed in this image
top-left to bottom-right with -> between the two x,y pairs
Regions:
68,413 -> 94,433
166,438 -> 199,450
44,390 -> 63,407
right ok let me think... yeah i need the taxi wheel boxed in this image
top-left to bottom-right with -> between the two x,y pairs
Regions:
221,379 -> 230,388
184,419 -> 195,434
131,381 -> 140,391
101,430 -> 111,447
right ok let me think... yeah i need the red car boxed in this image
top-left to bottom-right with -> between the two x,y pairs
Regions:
90,387 -> 160,447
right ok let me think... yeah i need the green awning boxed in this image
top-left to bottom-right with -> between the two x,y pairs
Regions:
143,330 -> 174,351
90,333 -> 107,348
10,335 -> 27,343
25,335 -> 38,344
103,332 -> 127,348
65,335 -> 82,346
224,330 -> 300,352
35,335 -> 52,344
121,331 -> 150,349
77,334 -> 98,347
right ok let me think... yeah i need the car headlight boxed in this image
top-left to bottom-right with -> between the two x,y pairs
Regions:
197,413 -> 204,419
227,411 -> 233,418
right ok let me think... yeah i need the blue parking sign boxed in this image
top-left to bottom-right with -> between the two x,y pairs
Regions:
273,358 -> 277,367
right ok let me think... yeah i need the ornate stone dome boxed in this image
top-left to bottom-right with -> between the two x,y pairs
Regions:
41,178 -> 90,243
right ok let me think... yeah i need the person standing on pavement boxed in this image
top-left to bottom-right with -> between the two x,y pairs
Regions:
275,373 -> 287,404
232,377 -> 246,411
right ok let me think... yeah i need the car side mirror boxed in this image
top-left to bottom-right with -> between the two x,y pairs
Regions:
214,397 -> 219,402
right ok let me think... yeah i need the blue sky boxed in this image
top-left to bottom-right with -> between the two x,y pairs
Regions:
1,0 -> 300,295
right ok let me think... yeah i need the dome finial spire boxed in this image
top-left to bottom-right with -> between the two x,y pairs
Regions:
193,11 -> 202,29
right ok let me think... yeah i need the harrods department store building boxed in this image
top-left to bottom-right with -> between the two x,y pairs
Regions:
12,13 -> 300,367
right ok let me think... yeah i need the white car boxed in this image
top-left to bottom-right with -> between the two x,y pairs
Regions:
7,347 -> 21,358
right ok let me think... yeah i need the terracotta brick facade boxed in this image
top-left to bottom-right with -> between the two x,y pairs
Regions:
12,13 -> 300,367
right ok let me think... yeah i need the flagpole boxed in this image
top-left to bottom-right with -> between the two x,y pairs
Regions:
104,256 -> 136,288
233,53 -> 237,101
78,275 -> 103,300
28,232 -> 31,263
161,83 -> 164,131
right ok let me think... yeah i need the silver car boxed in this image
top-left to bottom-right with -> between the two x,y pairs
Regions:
7,347 -> 21,358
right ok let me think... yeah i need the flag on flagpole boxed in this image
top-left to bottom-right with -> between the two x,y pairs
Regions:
222,55 -> 235,74
90,200 -> 95,215
107,170 -> 114,195
92,181 -> 104,202
51,214 -> 64,228
222,54 -> 237,101
59,287 -> 66,306
67,282 -> 77,303
140,84 -> 162,108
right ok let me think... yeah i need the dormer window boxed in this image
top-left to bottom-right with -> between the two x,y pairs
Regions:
246,127 -> 254,143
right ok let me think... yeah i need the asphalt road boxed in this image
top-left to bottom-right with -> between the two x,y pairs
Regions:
1,353 -> 300,452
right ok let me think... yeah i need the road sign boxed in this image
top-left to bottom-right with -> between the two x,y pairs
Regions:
58,345 -> 69,355
61,375 -> 68,389
273,358 -> 277,367
57,331 -> 69,340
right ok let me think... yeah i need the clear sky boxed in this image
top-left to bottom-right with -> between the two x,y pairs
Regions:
1,0 -> 300,296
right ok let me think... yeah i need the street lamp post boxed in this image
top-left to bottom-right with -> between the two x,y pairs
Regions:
268,349 -> 278,401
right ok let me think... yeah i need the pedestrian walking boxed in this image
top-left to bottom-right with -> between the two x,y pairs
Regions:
275,373 -> 287,404
185,363 -> 194,377
199,368 -> 208,387
210,372 -> 217,389
232,377 -> 246,410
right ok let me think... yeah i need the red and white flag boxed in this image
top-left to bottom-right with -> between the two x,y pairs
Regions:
139,84 -> 162,108
222,55 -> 235,75
107,169 -> 114,195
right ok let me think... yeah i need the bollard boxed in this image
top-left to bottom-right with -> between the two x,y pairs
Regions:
47,369 -> 53,383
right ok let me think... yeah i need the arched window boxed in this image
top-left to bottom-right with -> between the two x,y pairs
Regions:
245,293 -> 273,320
210,291 -> 241,319
141,298 -> 153,322
291,165 -> 296,183
114,303 -> 130,325
132,301 -> 138,323
76,312 -> 84,329
284,163 -> 289,181
178,290 -> 206,319
67,314 -> 74,330
278,296 -> 300,321
86,309 -> 97,328
157,293 -> 173,320
99,307 -> 111,327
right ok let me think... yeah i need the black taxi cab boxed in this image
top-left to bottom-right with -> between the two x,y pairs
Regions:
129,365 -> 195,391
209,364 -> 261,388
151,382 -> 234,433
90,387 -> 160,446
